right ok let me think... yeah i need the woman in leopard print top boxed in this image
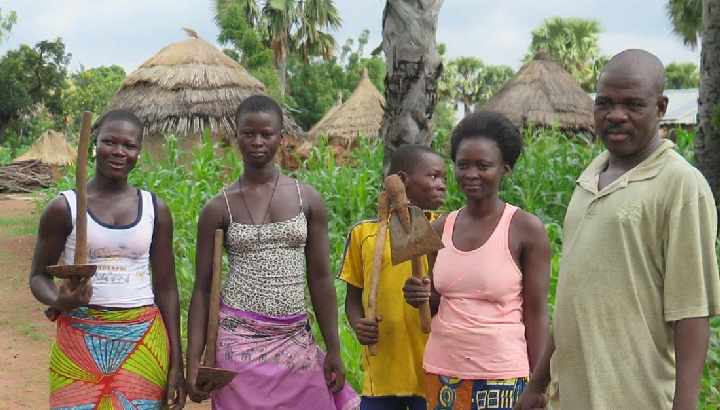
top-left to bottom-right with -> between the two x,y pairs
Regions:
186,95 -> 359,410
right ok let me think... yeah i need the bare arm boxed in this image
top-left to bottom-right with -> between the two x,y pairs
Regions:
672,317 -> 710,410
517,212 -> 551,370
304,185 -> 345,391
29,197 -> 91,310
186,197 -> 226,401
149,197 -> 185,408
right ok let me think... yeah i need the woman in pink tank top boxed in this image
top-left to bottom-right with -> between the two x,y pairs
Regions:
404,111 -> 551,410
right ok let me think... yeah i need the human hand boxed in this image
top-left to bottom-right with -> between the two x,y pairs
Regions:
186,361 -> 211,403
352,316 -> 381,345
402,277 -> 430,308
166,364 -> 187,409
513,384 -> 547,410
323,350 -> 346,393
53,279 -> 92,311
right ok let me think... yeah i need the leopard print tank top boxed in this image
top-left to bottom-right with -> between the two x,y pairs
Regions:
220,181 -> 308,317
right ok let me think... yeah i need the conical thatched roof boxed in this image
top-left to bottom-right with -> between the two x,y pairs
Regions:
481,53 -> 594,133
308,69 -> 385,143
109,29 -> 302,140
13,130 -> 76,166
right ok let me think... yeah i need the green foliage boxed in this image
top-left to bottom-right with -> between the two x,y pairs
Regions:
439,57 -> 514,114
0,8 -> 17,44
666,0 -> 703,48
525,17 -> 604,92
665,62 -> 700,89
0,38 -> 71,140
61,65 -> 126,134
1,106 -> 55,159
287,30 -> 386,129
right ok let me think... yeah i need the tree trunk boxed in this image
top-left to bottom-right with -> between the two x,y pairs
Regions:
272,34 -> 289,97
380,0 -> 444,168
697,0 -> 720,208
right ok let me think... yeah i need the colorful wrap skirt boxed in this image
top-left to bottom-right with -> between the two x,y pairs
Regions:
425,374 -> 527,410
49,305 -> 169,409
212,304 -> 360,410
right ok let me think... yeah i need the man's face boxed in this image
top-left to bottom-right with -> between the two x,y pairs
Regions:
594,70 -> 668,158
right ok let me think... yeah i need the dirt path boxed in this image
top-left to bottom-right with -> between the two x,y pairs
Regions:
0,194 -> 208,409
0,194 -> 52,409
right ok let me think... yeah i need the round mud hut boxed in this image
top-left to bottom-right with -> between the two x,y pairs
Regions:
297,69 -> 384,166
108,29 -> 303,158
480,52 -> 594,136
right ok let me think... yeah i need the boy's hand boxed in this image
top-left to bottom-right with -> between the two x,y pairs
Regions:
352,316 -> 381,345
403,277 -> 431,308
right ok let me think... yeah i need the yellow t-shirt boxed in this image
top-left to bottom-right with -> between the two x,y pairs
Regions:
551,141 -> 720,409
339,213 -> 437,397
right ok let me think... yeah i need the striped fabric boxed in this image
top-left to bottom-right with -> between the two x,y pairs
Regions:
49,306 -> 169,409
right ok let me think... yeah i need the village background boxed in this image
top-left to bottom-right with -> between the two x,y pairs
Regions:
0,1 -> 718,408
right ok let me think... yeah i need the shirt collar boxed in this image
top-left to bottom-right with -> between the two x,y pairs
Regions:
576,139 -> 675,195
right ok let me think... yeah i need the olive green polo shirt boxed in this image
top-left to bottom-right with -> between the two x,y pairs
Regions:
551,140 -> 720,409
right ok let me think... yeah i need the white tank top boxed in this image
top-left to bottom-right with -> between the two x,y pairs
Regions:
60,189 -> 156,308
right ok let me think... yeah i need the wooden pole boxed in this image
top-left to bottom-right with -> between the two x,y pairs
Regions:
365,192 -> 389,356
203,229 -> 224,367
74,111 -> 92,266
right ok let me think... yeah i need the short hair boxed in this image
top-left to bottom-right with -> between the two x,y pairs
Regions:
235,95 -> 284,131
93,109 -> 144,142
387,144 -> 440,176
600,49 -> 665,95
450,111 -> 522,168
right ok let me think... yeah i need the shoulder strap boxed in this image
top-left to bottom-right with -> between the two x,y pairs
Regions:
442,210 -> 459,245
295,180 -> 303,211
60,190 -> 77,226
222,189 -> 234,223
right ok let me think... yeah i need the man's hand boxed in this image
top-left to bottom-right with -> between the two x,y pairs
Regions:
403,277 -> 430,308
352,316 -> 381,345
323,350 -> 346,393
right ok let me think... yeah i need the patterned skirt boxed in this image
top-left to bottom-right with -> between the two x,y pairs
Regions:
49,305 -> 169,409
425,373 -> 527,410
212,304 -> 360,410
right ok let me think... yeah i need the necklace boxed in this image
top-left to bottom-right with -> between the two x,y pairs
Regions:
239,169 -> 280,242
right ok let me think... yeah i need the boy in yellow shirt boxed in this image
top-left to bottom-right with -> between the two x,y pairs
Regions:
339,145 -> 446,410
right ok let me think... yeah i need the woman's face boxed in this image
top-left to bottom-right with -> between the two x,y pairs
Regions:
454,136 -> 508,201
95,120 -> 141,179
235,111 -> 282,168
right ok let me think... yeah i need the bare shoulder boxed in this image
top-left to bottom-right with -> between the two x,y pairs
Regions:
511,208 -> 548,239
296,181 -> 326,208
199,192 -> 231,224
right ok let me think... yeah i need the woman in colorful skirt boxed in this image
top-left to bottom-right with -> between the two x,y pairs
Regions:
403,111 -> 551,410
186,95 -> 359,410
29,110 -> 186,409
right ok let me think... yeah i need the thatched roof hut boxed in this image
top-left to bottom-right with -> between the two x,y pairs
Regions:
481,53 -> 594,133
109,29 -> 303,155
308,69 -> 385,144
13,130 -> 75,166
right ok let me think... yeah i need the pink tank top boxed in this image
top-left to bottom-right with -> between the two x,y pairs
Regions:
423,204 -> 529,379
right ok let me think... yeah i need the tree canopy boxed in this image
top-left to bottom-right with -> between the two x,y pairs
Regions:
439,57 -> 514,115
665,62 -> 700,89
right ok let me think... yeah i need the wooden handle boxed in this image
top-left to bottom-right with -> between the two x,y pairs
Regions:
203,229 -> 224,367
412,257 -> 432,333
366,192 -> 389,356
74,111 -> 93,265
384,174 -> 411,231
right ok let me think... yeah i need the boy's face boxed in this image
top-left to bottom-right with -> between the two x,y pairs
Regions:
403,153 -> 447,210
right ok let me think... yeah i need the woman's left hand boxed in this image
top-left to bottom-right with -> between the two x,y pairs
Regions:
166,364 -> 187,409
323,350 -> 346,393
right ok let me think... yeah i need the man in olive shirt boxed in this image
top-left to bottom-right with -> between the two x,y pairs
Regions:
516,49 -> 720,410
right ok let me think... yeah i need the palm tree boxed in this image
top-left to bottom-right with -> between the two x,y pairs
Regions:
666,0 -> 703,47
439,57 -> 513,115
379,0 -> 445,166
525,17 -> 603,91
215,0 -> 341,96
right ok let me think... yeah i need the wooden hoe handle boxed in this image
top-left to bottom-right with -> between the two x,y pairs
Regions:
74,111 -> 93,265
366,192 -> 389,356
203,229 -> 224,367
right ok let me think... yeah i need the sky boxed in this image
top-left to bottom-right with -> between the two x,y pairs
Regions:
0,0 -> 700,74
